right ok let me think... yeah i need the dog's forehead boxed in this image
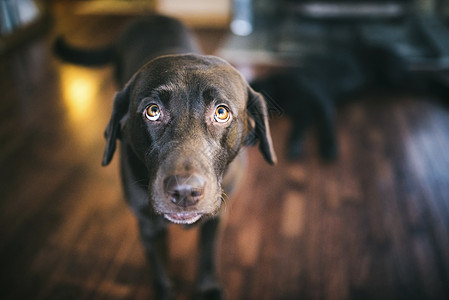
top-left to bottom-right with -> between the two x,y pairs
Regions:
147,54 -> 235,73
133,54 -> 247,101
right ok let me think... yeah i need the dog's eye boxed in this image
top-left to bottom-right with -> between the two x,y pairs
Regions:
145,104 -> 161,121
214,105 -> 230,123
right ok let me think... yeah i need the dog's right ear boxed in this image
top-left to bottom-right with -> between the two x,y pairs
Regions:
102,86 -> 130,166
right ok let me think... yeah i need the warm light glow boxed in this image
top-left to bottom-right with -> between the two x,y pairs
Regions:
58,64 -> 114,150
60,65 -> 98,122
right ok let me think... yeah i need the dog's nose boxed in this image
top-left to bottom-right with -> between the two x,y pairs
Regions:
163,174 -> 206,207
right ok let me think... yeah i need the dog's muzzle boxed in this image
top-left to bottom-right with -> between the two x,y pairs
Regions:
162,174 -> 207,224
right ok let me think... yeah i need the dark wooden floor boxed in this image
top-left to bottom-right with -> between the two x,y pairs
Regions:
1,5 -> 449,300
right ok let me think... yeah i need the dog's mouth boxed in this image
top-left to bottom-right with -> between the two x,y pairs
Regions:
164,212 -> 202,225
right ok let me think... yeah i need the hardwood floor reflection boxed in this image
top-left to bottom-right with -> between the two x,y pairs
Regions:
1,9 -> 449,300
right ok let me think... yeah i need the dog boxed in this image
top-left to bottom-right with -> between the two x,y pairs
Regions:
54,15 -> 277,299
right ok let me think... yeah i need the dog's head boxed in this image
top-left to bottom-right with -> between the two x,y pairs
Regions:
102,54 -> 276,224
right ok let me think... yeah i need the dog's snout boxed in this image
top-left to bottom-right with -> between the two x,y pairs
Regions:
164,174 -> 206,207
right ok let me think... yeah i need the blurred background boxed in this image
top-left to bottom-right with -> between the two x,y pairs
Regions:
1,0 -> 449,299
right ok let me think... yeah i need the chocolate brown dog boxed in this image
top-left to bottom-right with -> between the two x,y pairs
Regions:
55,15 -> 276,299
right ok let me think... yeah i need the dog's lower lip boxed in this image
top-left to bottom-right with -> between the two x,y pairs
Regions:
164,212 -> 202,225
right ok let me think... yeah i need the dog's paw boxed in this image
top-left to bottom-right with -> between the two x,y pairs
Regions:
196,277 -> 224,300
196,286 -> 224,300
154,283 -> 174,300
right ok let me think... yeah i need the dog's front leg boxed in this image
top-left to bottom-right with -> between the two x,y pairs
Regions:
137,219 -> 173,300
196,217 -> 224,300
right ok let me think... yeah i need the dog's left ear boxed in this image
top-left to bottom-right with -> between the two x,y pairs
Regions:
245,86 -> 277,165
102,86 -> 130,166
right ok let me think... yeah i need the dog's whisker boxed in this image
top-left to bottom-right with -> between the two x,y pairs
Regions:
219,192 -> 232,215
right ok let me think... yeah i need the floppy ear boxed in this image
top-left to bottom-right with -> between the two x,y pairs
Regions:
102,86 -> 130,166
245,86 -> 277,165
